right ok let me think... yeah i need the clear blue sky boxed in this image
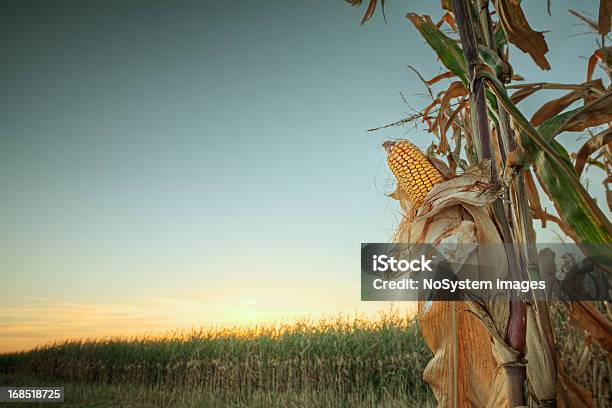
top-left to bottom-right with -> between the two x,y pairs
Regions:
0,0 -> 608,351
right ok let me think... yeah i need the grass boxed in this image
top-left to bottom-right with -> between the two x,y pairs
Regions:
0,311 -> 435,407
0,374 -> 435,407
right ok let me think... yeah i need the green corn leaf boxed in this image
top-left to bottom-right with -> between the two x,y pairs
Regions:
406,14 -> 506,110
479,67 -> 612,251
495,27 -> 506,50
536,110 -> 576,141
478,44 -> 509,79
407,14 -> 468,85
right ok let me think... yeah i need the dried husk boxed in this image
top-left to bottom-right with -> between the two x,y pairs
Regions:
393,160 -> 509,407
392,159 -> 565,406
525,305 -> 557,404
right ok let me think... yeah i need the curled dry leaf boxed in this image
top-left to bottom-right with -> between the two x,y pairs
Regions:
574,128 -> 612,176
345,0 -> 384,25
426,71 -> 455,86
511,85 -> 541,105
492,0 -> 551,70
573,338 -> 592,378
530,79 -> 605,127
428,155 -> 455,178
440,99 -> 468,146
436,81 -> 468,153
531,92 -> 582,126
587,47 -> 612,81
560,91 -> 612,132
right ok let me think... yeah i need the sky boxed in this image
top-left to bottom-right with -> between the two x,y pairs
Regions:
1,0 -> 609,352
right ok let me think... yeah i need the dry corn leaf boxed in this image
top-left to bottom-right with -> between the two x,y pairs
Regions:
429,155 -> 455,178
530,79 -> 605,126
510,80 -> 604,106
436,11 -> 457,31
569,301 -> 612,352
388,187 -> 415,220
574,128 -> 612,176
569,9 -> 600,32
531,91 -> 585,127
440,99 -> 468,145
524,170 -> 546,228
598,0 -> 612,35
423,97 -> 442,123
560,91 -> 612,132
437,82 -> 468,153
427,71 -> 455,86
492,0 -> 551,70
511,85 -> 541,104
587,47 -> 612,82
345,0 -> 383,25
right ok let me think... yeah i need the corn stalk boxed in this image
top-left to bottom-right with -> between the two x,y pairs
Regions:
450,0 -> 527,405
477,2 -> 559,406
348,1 -> 611,406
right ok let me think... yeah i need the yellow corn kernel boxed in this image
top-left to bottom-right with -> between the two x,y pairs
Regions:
384,140 -> 444,208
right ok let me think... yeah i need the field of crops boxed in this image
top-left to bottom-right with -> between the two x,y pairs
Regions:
0,311 -> 435,407
0,306 -> 608,407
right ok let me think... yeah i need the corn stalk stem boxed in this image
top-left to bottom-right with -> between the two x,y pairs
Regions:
451,0 -> 495,173
479,0 -> 559,385
451,0 -> 527,406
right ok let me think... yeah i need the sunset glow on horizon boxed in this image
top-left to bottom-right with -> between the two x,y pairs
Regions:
0,294 -> 416,353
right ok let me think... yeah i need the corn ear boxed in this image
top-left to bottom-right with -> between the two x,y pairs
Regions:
384,140 -> 445,210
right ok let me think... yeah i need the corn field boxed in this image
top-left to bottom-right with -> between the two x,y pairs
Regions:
0,308 -> 608,407
0,312 -> 434,406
